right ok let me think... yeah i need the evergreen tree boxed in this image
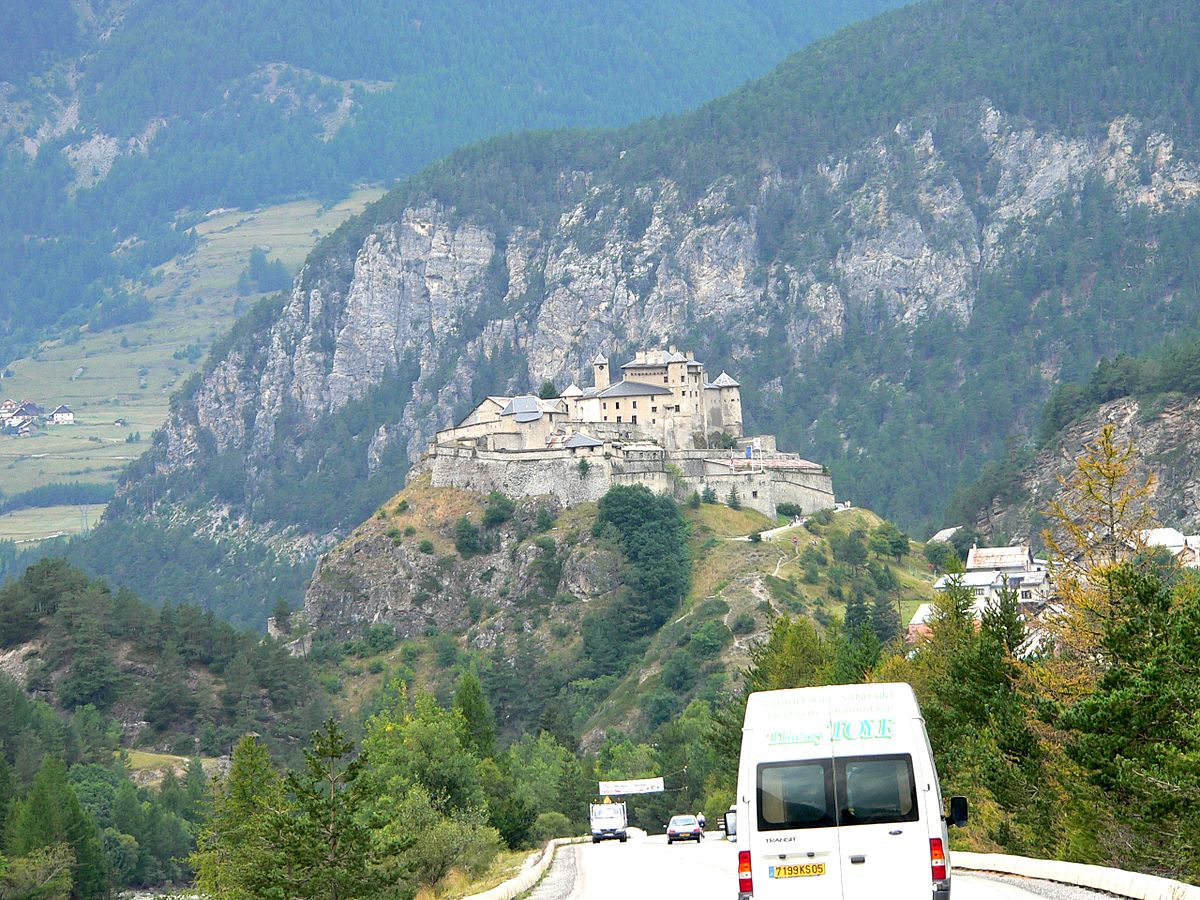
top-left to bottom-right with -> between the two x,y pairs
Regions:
726,487 -> 741,510
701,486 -> 718,504
871,592 -> 901,645
453,671 -> 496,760
843,591 -> 871,636
192,735 -> 282,900
5,756 -> 108,899
269,720 -> 392,899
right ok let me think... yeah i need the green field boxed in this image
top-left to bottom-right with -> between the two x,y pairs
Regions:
0,188 -> 384,541
0,503 -> 108,544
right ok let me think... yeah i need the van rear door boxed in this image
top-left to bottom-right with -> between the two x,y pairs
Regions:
750,710 -> 842,900
833,751 -> 930,899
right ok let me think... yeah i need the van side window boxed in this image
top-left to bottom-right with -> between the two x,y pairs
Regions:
756,762 -> 835,831
837,754 -> 919,826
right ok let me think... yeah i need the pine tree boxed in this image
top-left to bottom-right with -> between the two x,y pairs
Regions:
843,591 -> 870,635
191,734 -> 282,900
6,756 -> 108,899
453,671 -> 496,760
727,487 -> 741,510
871,592 -> 901,645
269,720 -> 392,899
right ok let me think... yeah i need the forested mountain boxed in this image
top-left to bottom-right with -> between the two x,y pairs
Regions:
0,0 -> 903,363
86,0 -> 1200,613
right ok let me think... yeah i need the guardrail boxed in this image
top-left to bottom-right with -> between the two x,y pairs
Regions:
462,836 -> 588,900
954,851 -> 1200,900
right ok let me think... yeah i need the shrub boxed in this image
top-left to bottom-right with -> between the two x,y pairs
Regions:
535,507 -> 556,532
532,812 -> 572,844
395,499 -> 409,513
404,525 -> 417,536
482,491 -> 516,527
777,502 -> 804,518
731,612 -> 756,634
418,539 -> 434,554
317,672 -> 342,694
577,458 -> 591,478
454,516 -> 483,556
688,491 -> 701,509
749,531 -> 762,542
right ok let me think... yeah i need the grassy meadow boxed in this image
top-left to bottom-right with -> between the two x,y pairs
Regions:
0,188 -> 384,542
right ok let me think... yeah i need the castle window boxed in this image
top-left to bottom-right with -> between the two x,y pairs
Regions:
603,416 -> 608,422
617,416 -> 622,423
664,377 -> 668,383
652,419 -> 656,424
651,406 -> 657,413
631,415 -> 638,424
602,402 -> 607,410
633,401 -> 637,408
752,490 -> 759,499
616,402 -> 620,409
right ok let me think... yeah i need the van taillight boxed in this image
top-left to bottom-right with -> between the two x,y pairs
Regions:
930,838 -> 947,881
738,850 -> 753,894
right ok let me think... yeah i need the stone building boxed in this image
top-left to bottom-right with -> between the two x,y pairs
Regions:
423,346 -> 835,519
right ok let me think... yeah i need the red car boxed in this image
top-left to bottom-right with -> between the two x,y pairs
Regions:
666,814 -> 703,843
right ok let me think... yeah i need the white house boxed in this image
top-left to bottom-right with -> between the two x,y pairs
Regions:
49,405 -> 75,425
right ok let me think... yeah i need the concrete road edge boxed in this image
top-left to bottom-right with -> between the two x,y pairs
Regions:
953,851 -> 1200,900
463,837 -> 588,900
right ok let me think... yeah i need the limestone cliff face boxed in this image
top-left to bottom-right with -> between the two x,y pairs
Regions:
978,394 -> 1200,545
120,101 -> 1200,552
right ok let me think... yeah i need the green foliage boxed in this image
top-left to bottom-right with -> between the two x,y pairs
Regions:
454,516 -> 484,556
776,502 -> 803,518
726,487 -> 741,510
454,671 -> 497,760
537,380 -> 559,399
701,486 -> 718,504
482,491 -> 516,528
5,757 -> 108,898
923,540 -> 958,572
418,539 -> 434,555
0,484 -> 114,517
583,486 -> 690,674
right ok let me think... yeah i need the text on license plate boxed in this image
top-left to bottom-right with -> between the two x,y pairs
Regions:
770,863 -> 826,878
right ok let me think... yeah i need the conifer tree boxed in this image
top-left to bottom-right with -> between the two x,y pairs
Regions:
270,719 -> 392,899
192,734 -> 282,900
5,756 -> 108,899
871,592 -> 901,645
453,671 -> 496,759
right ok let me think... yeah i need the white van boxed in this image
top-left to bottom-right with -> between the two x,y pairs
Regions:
734,683 -> 968,900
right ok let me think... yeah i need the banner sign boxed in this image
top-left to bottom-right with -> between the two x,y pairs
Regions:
598,777 -> 664,795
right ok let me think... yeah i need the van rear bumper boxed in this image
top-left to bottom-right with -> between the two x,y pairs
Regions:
934,887 -> 951,900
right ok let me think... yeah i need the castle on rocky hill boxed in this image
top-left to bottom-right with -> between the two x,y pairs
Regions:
420,347 -> 834,518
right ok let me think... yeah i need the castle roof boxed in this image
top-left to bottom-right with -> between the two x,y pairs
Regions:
598,379 -> 673,398
591,351 -> 608,366
620,348 -> 702,369
563,432 -> 603,448
560,383 -> 584,398
499,395 -> 565,423
710,372 -> 739,388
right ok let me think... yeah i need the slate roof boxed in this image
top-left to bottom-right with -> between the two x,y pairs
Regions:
592,351 -> 608,365
560,383 -> 584,398
710,372 -> 739,388
597,379 -> 673,398
499,395 -> 544,423
564,432 -> 603,448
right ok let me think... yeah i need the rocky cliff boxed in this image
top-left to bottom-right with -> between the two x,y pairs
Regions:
977,394 -> 1200,545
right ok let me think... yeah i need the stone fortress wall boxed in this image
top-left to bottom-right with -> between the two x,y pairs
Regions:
424,442 -> 835,519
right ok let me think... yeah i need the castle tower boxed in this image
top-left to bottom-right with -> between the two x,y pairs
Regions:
592,351 -> 610,391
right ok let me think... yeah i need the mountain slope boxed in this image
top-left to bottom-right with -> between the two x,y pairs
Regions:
0,0 -> 904,362
87,0 -> 1200,614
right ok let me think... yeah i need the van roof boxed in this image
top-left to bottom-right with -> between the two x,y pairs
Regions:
744,683 -> 920,719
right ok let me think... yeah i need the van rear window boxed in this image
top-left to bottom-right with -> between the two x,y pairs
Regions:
838,755 -> 919,825
757,761 -> 835,831
756,754 -> 918,831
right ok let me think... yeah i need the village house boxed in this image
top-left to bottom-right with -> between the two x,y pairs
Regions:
424,346 -> 835,519
907,543 -> 1052,643
1140,527 -> 1200,567
49,405 -> 75,425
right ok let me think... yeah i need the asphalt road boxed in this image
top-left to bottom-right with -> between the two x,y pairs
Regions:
542,832 -> 1110,900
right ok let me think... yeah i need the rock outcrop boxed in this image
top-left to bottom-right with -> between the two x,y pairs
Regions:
977,394 -> 1200,544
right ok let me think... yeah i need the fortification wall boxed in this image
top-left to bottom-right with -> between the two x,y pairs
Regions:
429,448 -> 612,505
423,444 -> 836,519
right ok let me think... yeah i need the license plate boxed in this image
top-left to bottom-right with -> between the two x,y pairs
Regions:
769,863 -> 826,878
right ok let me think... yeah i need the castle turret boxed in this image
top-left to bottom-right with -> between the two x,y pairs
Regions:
592,351 -> 610,391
